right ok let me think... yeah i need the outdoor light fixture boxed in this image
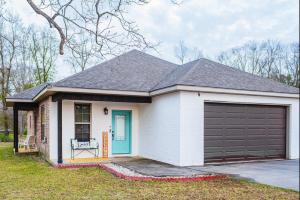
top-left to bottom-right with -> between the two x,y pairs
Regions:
104,107 -> 108,115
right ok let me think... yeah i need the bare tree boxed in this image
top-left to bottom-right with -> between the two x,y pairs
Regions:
218,40 -> 300,88
26,0 -> 155,56
259,40 -> 282,78
65,32 -> 100,72
191,47 -> 204,60
0,12 -> 20,136
174,40 -> 189,64
30,28 -> 58,84
285,43 -> 299,87
11,27 -> 35,93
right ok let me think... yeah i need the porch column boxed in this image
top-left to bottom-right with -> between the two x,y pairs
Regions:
57,99 -> 63,163
13,106 -> 18,153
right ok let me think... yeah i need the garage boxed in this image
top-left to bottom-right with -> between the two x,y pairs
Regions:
204,102 -> 286,163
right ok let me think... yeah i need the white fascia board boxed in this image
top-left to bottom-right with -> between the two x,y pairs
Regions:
150,85 -> 299,99
47,87 -> 150,97
33,87 -> 49,101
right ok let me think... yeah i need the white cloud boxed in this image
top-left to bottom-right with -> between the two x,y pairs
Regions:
5,0 -> 299,77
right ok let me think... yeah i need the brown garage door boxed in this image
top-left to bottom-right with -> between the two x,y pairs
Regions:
204,103 -> 286,163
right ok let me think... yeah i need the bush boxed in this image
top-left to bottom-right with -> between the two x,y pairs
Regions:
0,133 -> 14,142
23,128 -> 27,136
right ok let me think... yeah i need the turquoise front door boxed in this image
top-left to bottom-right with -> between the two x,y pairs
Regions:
112,110 -> 131,154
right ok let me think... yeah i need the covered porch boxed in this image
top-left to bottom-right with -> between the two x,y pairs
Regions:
52,92 -> 152,165
13,102 -> 38,154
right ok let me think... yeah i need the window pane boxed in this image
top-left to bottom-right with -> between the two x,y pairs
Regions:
75,113 -> 82,122
41,106 -> 45,124
75,104 -> 90,123
115,115 -> 125,140
82,105 -> 90,113
41,124 -> 45,141
82,114 -> 90,122
75,122 -> 90,141
74,104 -> 90,141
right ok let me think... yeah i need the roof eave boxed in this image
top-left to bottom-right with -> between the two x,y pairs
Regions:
150,85 -> 299,99
47,86 -> 150,97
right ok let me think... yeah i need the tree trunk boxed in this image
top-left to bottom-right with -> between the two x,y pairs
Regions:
2,99 -> 9,137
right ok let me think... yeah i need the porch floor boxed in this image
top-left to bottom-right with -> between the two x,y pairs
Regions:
17,147 -> 39,154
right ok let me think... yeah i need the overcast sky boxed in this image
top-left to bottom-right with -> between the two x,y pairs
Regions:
8,0 -> 299,80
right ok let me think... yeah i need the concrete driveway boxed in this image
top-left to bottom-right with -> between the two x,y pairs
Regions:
188,159 -> 299,191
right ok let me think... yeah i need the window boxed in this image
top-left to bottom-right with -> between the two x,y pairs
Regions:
41,106 -> 46,142
29,115 -> 32,129
75,104 -> 91,142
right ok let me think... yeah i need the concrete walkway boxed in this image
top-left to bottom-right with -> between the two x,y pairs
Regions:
113,158 -> 211,177
113,158 -> 299,191
189,159 -> 299,191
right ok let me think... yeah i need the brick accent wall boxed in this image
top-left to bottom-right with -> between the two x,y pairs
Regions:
36,97 -> 50,159
26,111 -> 34,136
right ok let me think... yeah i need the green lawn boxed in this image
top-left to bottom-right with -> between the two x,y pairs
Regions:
0,143 -> 298,200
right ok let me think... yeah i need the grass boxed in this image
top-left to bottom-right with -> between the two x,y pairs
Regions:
0,143 -> 299,200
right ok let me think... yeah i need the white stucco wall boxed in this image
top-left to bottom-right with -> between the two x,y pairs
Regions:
139,92 -> 181,165
49,100 -> 57,162
54,100 -> 140,162
179,92 -> 203,166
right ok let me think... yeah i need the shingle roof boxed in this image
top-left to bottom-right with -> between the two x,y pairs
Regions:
153,58 -> 299,94
7,83 -> 49,100
53,50 -> 178,92
6,50 -> 299,101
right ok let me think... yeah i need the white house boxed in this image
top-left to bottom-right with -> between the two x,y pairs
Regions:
7,50 -> 299,166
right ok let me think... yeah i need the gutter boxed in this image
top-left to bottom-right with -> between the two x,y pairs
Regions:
150,85 -> 299,99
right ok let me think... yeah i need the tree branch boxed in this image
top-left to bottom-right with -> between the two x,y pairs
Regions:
27,0 -> 66,55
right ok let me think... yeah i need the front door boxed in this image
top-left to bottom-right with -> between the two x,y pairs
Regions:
112,110 -> 131,154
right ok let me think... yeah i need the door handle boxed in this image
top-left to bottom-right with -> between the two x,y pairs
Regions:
112,130 -> 114,140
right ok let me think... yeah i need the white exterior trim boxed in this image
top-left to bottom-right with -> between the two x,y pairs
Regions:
150,85 -> 299,98
8,85 -> 298,105
47,87 -> 149,97
33,87 -> 49,101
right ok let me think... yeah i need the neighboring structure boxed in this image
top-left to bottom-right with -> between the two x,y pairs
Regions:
6,50 -> 299,166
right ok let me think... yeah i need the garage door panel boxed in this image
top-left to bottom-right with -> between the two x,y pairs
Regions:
224,118 -> 245,125
205,118 -> 225,125
204,103 -> 286,163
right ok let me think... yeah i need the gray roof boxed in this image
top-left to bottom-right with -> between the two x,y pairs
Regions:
6,50 -> 299,101
153,58 -> 299,94
7,83 -> 49,100
54,50 -> 178,92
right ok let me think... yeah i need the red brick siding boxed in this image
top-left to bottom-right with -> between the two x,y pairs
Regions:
36,97 -> 50,159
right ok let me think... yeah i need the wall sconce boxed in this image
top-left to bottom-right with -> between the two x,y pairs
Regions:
104,107 -> 108,115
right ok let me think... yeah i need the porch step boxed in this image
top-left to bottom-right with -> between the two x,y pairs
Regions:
64,157 -> 109,164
